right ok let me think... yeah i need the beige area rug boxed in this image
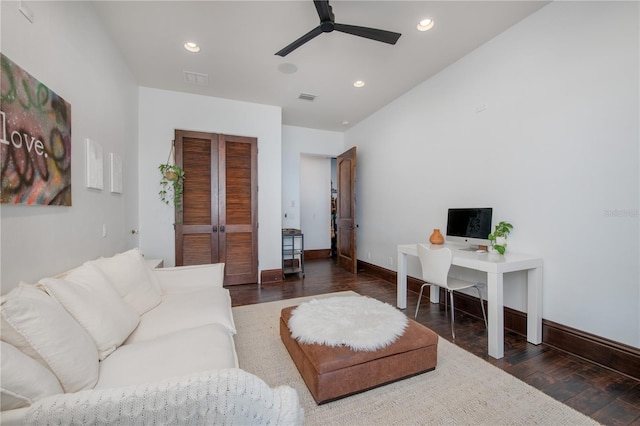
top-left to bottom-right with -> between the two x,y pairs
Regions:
232,292 -> 599,426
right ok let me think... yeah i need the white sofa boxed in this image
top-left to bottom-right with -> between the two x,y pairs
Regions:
0,248 -> 303,425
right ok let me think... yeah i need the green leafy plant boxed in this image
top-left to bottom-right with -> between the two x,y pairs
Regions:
158,164 -> 185,208
488,221 -> 513,255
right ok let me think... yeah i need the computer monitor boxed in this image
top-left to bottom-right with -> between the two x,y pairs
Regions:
446,208 -> 493,249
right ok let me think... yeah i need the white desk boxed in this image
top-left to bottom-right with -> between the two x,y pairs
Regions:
397,243 -> 543,359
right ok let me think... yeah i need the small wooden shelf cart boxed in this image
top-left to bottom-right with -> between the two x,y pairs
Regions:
282,229 -> 304,278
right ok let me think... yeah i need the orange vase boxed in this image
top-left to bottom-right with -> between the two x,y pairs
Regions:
429,229 -> 444,245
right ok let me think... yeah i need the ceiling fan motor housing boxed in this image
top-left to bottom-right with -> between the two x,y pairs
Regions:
321,21 -> 335,33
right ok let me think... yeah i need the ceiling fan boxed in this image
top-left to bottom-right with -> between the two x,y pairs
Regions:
275,0 -> 402,57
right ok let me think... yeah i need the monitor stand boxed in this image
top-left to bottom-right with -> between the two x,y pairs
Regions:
459,245 -> 489,252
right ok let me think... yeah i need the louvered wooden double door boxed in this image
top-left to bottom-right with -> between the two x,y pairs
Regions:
174,130 -> 258,285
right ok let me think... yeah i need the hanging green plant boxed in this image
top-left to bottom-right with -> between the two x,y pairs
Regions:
158,164 -> 185,207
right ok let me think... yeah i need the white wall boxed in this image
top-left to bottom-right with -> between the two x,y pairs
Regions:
282,125 -> 344,232
138,87 -> 282,274
0,1 -> 139,292
300,155 -> 332,250
346,1 -> 639,348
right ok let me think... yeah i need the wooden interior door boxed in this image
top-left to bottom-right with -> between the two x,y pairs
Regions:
219,134 -> 258,285
175,131 -> 219,265
175,130 -> 258,285
337,147 -> 357,273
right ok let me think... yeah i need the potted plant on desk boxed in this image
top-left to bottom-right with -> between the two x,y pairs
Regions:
488,221 -> 513,255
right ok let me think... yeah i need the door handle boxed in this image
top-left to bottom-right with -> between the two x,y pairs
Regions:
220,225 -> 225,233
212,225 -> 218,232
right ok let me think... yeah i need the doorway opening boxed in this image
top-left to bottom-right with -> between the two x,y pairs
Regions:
299,147 -> 356,274
299,154 -> 334,260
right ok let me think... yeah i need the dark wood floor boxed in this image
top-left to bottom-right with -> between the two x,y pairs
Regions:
228,259 -> 640,426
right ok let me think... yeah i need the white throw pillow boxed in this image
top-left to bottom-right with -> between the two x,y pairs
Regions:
89,248 -> 161,315
39,263 -> 140,360
0,284 -> 99,393
0,341 -> 63,410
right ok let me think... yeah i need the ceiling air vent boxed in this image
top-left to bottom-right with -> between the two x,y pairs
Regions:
184,71 -> 209,86
298,93 -> 317,101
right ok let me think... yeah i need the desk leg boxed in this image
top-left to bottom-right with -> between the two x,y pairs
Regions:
487,272 -> 504,359
527,266 -> 543,344
430,285 -> 440,304
397,250 -> 407,309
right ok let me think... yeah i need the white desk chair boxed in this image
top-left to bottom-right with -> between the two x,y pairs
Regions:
414,244 -> 487,339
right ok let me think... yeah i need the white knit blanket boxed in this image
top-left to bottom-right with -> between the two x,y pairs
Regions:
25,369 -> 303,425
288,295 -> 408,351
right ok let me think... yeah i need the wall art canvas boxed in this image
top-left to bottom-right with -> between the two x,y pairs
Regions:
85,139 -> 103,190
0,54 -> 72,205
110,152 -> 122,194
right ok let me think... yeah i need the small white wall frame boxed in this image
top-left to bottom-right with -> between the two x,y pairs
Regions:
110,152 -> 123,193
85,138 -> 103,190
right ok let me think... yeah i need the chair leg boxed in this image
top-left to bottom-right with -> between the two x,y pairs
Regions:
473,285 -> 488,329
443,288 -> 447,313
414,283 -> 428,318
449,290 -> 456,339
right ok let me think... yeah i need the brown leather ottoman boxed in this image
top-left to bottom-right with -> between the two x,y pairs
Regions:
280,305 -> 438,404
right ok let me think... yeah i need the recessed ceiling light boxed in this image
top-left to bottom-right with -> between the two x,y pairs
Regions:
184,41 -> 200,53
417,18 -> 434,32
353,80 -> 365,88
342,120 -> 350,126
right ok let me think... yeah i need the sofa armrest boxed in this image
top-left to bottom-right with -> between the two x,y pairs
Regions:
24,369 -> 303,426
152,263 -> 225,294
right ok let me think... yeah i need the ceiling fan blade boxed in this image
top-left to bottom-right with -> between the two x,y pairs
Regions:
314,0 -> 334,22
334,23 -> 401,45
275,26 -> 323,57
277,0 -> 401,56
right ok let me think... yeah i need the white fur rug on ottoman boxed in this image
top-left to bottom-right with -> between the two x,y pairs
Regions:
287,295 -> 408,352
